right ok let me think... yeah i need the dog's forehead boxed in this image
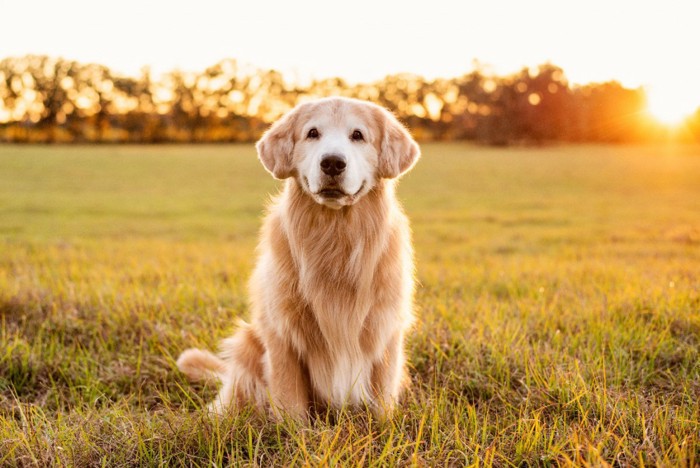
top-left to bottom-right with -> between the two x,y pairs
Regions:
302,100 -> 374,130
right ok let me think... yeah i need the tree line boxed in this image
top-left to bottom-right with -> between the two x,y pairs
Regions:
1,55 -> 698,144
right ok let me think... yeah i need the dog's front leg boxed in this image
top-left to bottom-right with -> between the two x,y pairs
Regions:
264,337 -> 310,422
369,331 -> 406,422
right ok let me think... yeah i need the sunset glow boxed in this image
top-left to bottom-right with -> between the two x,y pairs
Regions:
646,85 -> 694,126
1,0 -> 698,131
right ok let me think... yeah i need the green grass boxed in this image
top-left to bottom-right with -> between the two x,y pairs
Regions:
1,143 -> 699,466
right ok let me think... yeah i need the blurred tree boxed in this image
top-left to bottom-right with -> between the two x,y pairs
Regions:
0,55 -> 690,145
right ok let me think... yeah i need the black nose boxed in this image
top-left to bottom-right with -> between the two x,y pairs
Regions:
320,155 -> 346,177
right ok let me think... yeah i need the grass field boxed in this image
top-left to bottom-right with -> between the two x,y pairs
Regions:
1,143 -> 699,466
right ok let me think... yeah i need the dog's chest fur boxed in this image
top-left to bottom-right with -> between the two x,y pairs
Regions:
260,180 -> 409,405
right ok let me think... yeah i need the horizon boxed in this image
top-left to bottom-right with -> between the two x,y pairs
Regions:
2,0 -> 698,125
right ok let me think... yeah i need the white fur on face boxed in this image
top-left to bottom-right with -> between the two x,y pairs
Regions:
294,108 -> 378,209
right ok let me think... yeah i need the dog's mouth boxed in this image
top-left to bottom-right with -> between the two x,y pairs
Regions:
315,181 -> 366,200
317,188 -> 346,199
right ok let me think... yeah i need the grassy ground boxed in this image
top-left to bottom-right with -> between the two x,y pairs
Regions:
1,143 -> 699,466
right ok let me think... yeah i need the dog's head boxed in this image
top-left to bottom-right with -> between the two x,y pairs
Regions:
256,97 -> 420,209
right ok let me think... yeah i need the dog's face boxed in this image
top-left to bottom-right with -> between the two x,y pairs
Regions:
256,97 -> 420,209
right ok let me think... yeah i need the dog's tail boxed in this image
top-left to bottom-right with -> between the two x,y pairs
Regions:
176,348 -> 228,383
177,321 -> 267,413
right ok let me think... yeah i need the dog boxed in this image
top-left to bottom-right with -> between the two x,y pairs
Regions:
177,97 -> 420,421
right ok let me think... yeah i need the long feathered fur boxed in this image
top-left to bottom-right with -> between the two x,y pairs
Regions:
177,97 -> 420,420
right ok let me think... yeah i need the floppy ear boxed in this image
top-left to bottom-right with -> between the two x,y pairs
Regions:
255,107 -> 300,179
377,108 -> 421,179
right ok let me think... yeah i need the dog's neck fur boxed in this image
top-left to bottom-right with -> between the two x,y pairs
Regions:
281,177 -> 395,255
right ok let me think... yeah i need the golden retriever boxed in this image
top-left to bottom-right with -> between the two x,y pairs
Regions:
177,97 -> 420,421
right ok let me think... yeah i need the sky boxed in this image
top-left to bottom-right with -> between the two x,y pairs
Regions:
1,0 -> 698,123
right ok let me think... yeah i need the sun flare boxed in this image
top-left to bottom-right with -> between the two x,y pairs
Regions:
645,85 -> 694,126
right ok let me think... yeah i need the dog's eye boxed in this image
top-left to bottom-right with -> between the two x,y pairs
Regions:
307,128 -> 319,139
351,130 -> 364,141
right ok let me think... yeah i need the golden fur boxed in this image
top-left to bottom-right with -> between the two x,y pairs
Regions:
177,97 -> 420,421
